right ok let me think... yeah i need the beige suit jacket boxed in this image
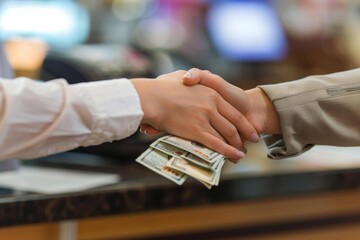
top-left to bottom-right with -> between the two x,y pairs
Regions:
259,68 -> 360,159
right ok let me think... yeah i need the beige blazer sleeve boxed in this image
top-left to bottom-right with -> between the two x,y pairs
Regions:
258,68 -> 360,159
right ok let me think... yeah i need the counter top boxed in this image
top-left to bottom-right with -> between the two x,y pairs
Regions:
1,141 -> 360,227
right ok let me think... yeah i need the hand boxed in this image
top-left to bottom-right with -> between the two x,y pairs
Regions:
182,68 -> 281,135
131,70 -> 259,162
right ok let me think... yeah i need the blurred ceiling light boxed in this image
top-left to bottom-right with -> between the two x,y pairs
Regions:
112,0 -> 155,21
133,18 -> 186,50
0,1 -> 90,48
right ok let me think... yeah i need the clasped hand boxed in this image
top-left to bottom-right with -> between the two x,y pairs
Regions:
132,69 -> 278,162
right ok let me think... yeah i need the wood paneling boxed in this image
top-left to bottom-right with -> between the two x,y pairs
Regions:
78,189 -> 360,239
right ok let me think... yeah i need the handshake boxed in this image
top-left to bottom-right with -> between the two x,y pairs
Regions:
131,68 -> 281,163
132,68 -> 281,187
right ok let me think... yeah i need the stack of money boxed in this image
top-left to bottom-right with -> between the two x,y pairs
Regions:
136,135 -> 226,189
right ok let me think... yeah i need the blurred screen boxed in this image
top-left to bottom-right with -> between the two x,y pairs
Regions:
0,0 -> 90,48
206,0 -> 287,61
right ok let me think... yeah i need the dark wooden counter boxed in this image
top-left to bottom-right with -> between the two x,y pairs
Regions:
1,142 -> 360,239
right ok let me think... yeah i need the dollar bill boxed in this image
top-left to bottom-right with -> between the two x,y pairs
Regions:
135,148 -> 187,185
189,157 -> 224,187
166,156 -> 224,186
136,135 -> 228,189
159,135 -> 222,163
198,180 -> 213,190
150,140 -> 220,170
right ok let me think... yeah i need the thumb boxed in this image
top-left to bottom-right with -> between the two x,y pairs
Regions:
183,68 -> 228,94
182,69 -> 200,86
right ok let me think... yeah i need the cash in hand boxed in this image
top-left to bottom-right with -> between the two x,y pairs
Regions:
136,135 -> 226,189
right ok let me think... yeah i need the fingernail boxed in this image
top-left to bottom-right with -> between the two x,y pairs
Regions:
240,147 -> 247,155
183,70 -> 192,78
139,128 -> 144,133
251,132 -> 260,143
235,150 -> 245,160
143,129 -> 148,135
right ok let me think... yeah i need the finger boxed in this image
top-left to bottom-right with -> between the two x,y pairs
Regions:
183,69 -> 259,142
184,69 -> 249,112
139,124 -> 163,135
240,136 -> 248,154
197,131 -> 245,163
217,98 -> 259,143
145,127 -> 163,135
201,123 -> 227,143
182,68 -> 202,85
139,123 -> 150,133
183,69 -> 228,94
209,113 -> 243,150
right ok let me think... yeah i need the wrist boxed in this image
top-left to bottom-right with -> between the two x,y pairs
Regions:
246,87 -> 281,134
130,78 -> 161,125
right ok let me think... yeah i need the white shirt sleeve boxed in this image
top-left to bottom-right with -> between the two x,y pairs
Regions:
0,77 -> 144,160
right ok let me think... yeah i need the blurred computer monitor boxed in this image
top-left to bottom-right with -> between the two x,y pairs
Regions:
206,0 -> 287,62
0,0 -> 89,49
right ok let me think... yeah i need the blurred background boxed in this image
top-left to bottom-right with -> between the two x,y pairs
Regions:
2,1 -> 360,239
1,0 -> 359,88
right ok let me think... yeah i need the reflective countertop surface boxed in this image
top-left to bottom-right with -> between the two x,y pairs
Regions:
1,140 -> 360,227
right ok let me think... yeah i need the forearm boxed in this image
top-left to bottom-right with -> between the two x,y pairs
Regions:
0,77 -> 143,160
258,68 -> 360,158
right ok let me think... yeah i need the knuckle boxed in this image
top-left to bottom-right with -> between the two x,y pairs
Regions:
189,122 -> 201,132
223,148 -> 234,159
156,74 -> 165,79
191,67 -> 201,72
233,112 -> 245,125
223,128 -> 241,149
175,70 -> 186,75
226,125 -> 239,139
207,89 -> 220,100
189,68 -> 201,75
213,73 -> 220,78
200,104 -> 213,115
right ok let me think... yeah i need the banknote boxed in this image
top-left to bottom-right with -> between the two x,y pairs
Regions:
166,156 -> 224,186
135,148 -> 187,185
200,157 -> 224,186
150,140 -> 220,170
159,135 -> 221,163
198,179 -> 213,189
136,135 -> 228,188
